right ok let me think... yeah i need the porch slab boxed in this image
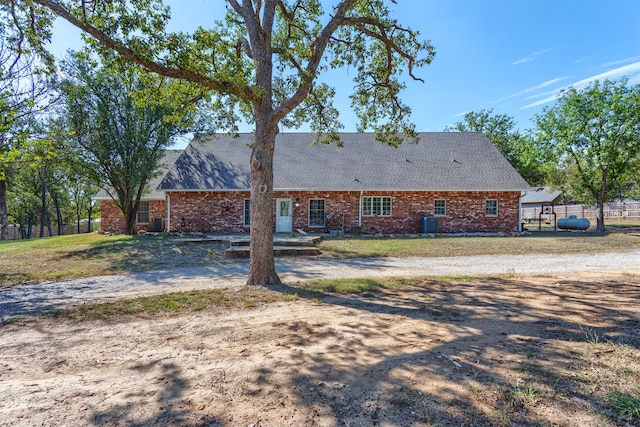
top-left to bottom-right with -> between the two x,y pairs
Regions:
225,245 -> 322,258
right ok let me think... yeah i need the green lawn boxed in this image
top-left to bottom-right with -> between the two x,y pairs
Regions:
1,229 -> 640,287
318,230 -> 640,258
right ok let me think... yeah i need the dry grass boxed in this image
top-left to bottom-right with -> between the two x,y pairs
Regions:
319,230 -> 640,258
2,230 -> 640,288
0,233 -> 227,288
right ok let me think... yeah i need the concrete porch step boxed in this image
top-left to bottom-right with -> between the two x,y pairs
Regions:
229,236 -> 322,248
225,245 -> 322,258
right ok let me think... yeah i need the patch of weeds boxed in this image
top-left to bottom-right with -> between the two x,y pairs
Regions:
37,288 -> 235,321
240,295 -> 257,308
486,409 -> 512,427
434,275 -> 476,283
304,278 -> 382,294
383,277 -> 424,289
504,380 -> 544,409
518,365 -> 544,376
607,391 -> 640,422
413,411 -> 443,427
504,268 -> 517,278
579,324 -> 601,346
618,365 -> 639,381
417,302 -> 442,315
390,396 -> 410,407
311,297 -> 324,304
280,292 -> 299,302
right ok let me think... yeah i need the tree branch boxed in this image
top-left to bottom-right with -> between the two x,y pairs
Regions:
342,16 -> 424,83
32,0 -> 255,100
272,0 -> 359,122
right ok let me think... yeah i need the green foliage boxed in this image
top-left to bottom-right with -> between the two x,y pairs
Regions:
535,78 -> 640,231
9,0 -> 435,143
445,109 -> 551,185
57,53 -> 203,234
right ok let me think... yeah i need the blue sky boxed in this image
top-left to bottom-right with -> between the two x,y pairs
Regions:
49,0 -> 640,139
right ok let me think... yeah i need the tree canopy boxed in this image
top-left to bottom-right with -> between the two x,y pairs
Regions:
535,78 -> 640,232
7,0 -> 436,285
58,53 -> 206,235
0,15 -> 56,240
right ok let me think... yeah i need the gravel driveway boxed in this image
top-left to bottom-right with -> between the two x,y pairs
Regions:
2,250 -> 639,322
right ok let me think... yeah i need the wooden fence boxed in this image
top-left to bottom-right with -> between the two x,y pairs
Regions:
5,222 -> 100,241
522,202 -> 640,225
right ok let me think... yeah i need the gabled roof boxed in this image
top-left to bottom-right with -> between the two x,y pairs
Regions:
521,186 -> 563,206
159,132 -> 531,192
94,149 -> 183,200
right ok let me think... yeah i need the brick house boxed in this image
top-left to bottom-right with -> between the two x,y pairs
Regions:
98,132 -> 531,235
94,149 -> 182,233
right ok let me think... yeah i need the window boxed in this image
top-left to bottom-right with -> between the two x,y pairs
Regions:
243,199 -> 250,227
434,199 -> 446,216
309,199 -> 325,227
137,201 -> 149,224
486,199 -> 498,216
362,196 -> 392,216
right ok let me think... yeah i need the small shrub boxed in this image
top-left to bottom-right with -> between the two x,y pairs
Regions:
608,391 -> 640,421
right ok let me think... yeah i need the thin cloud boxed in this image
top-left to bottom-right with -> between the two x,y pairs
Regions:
512,47 -> 555,65
491,77 -> 568,104
600,56 -> 640,69
520,61 -> 640,110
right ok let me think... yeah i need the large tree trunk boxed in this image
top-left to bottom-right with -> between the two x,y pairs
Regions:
87,202 -> 94,233
52,191 -> 64,236
247,122 -> 281,286
27,215 -> 34,239
596,200 -> 606,233
123,200 -> 138,235
0,180 -> 7,241
39,173 -> 46,238
595,175 -> 607,233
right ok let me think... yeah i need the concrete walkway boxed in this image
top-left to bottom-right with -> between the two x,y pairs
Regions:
2,250 -> 640,322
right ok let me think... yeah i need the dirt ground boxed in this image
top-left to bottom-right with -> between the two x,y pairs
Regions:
1,272 -> 639,426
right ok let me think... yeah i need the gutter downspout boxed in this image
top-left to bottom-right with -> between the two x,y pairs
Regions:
166,193 -> 171,232
359,191 -> 363,226
518,191 -> 524,233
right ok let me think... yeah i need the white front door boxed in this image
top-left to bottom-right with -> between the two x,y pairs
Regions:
276,199 -> 292,233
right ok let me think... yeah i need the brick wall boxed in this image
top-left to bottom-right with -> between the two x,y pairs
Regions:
168,191 -> 250,233
99,199 -> 167,233
164,190 -> 521,235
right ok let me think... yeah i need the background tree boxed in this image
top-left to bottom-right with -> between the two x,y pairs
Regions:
445,109 -> 550,185
66,164 -> 101,234
534,78 -> 640,232
0,22 -> 54,240
10,0 -> 435,286
58,54 -> 203,235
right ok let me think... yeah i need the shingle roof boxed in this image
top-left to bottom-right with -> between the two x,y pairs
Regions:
94,149 -> 183,200
158,132 -> 531,192
521,186 -> 563,205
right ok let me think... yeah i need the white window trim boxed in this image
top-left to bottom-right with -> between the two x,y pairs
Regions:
137,201 -> 150,224
486,199 -> 498,217
308,198 -> 326,228
243,199 -> 250,227
434,199 -> 446,216
362,196 -> 392,217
